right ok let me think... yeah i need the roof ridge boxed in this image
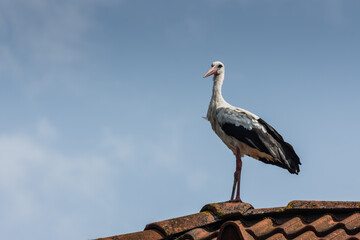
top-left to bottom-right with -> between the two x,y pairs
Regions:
200,201 -> 254,219
145,211 -> 217,237
285,200 -> 360,210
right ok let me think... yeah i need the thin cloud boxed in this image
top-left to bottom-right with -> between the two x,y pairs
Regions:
0,132 -> 115,239
36,118 -> 58,140
0,0 -> 86,63
0,0 -> 118,96
101,121 -> 183,171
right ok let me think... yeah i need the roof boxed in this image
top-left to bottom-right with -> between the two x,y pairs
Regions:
96,200 -> 360,240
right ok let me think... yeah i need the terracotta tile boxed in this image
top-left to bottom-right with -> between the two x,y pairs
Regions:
342,212 -> 360,231
217,221 -> 254,240
245,207 -> 286,216
310,215 -> 337,233
201,201 -> 253,218
145,211 -> 216,237
96,229 -> 163,240
247,218 -> 274,237
281,217 -> 306,236
98,200 -> 360,240
353,231 -> 360,239
180,228 -> 218,240
207,237 -> 217,240
266,233 -> 287,240
323,228 -> 348,240
286,200 -> 360,210
293,230 -> 317,240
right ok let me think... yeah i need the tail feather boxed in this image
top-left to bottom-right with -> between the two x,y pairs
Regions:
257,118 -> 301,174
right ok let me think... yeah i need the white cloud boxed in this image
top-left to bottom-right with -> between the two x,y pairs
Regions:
0,115 -> 187,239
0,131 -> 115,239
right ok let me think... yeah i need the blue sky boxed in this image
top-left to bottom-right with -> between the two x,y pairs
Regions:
1,0 -> 360,239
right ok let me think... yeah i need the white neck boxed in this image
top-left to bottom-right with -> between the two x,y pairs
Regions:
211,73 -> 226,105
207,73 -> 228,119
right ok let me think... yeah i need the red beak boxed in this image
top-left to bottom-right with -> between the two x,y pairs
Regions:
203,66 -> 217,78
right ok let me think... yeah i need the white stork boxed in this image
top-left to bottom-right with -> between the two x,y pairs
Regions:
203,61 -> 300,202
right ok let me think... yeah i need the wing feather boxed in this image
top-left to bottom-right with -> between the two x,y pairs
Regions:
216,108 -> 301,174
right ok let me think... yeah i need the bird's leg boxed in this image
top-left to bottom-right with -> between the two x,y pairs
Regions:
231,147 -> 242,202
231,174 -> 237,200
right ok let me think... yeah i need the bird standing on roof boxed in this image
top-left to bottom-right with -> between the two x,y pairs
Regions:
203,61 -> 301,202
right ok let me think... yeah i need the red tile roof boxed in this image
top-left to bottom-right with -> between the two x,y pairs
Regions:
96,200 -> 360,240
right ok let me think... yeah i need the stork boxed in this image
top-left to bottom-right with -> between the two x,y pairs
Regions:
203,61 -> 300,202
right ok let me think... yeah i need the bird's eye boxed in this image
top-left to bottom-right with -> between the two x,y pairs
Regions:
211,64 -> 214,67
218,64 -> 223,68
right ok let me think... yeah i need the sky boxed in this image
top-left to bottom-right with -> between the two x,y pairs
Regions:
1,0 -> 360,239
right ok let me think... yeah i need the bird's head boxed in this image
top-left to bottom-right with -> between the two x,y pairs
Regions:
203,61 -> 225,78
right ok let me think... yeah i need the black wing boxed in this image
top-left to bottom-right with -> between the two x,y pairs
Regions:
217,108 -> 301,174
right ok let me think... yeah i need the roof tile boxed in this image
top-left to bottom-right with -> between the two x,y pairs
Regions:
311,214 -> 337,233
293,230 -> 317,240
96,229 -> 163,240
179,228 -> 218,240
343,212 -> 360,231
217,221 -> 254,240
98,200 -> 360,240
246,218 -> 274,238
145,211 -> 216,237
323,228 -> 349,240
279,217 -> 306,236
201,202 -> 253,218
266,233 -> 287,240
286,200 -> 360,211
245,207 -> 285,216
